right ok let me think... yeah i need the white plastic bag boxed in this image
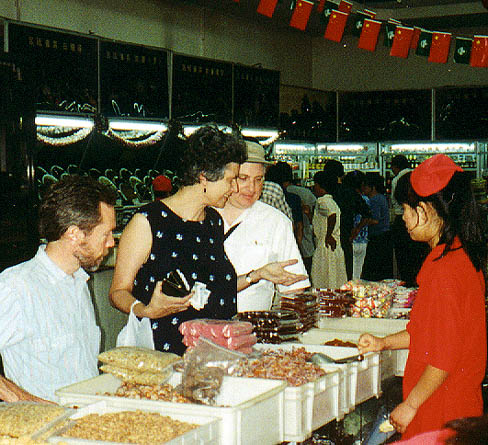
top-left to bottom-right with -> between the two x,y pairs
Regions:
116,300 -> 155,349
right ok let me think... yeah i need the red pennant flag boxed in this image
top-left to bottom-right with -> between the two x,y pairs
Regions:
390,26 -> 414,58
428,32 -> 451,64
324,10 -> 349,42
470,35 -> 488,68
290,0 -> 314,31
358,19 -> 382,52
257,0 -> 279,18
410,27 -> 421,50
338,0 -> 352,13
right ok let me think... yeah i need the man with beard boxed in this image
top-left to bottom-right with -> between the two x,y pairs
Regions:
0,175 -> 117,402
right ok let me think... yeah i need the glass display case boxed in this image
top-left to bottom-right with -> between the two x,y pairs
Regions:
272,141 -> 379,186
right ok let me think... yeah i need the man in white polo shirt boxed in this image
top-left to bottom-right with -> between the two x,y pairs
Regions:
0,175 -> 117,402
217,141 -> 310,312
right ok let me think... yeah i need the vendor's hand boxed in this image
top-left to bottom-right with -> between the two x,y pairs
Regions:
257,260 -> 309,287
143,281 -> 192,318
358,333 -> 385,354
325,235 -> 336,251
389,401 -> 417,434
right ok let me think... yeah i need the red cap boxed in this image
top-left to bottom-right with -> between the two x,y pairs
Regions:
411,154 -> 463,197
152,175 -> 172,192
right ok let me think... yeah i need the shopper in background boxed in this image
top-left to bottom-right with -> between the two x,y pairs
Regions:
110,128 -> 307,354
361,172 -> 393,281
260,179 -> 293,220
217,140 -> 309,312
343,170 -> 371,280
0,175 -> 117,402
310,170 -> 347,289
323,159 -> 372,280
283,165 -> 317,276
266,162 -> 304,246
390,155 -> 428,286
358,154 -> 487,439
152,174 -> 173,199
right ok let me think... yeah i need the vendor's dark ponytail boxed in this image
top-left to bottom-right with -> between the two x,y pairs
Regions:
395,171 -> 487,271
433,171 -> 487,271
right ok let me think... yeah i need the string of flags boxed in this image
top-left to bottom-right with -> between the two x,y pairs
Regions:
252,0 -> 488,68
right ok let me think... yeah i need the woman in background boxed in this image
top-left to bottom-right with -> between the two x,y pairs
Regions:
361,172 -> 393,281
310,170 -> 347,289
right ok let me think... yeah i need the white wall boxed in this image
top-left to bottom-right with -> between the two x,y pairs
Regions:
1,0 -> 487,92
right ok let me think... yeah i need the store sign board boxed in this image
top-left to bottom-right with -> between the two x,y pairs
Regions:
7,23 -> 98,114
172,54 -> 232,124
234,64 -> 280,127
100,41 -> 168,119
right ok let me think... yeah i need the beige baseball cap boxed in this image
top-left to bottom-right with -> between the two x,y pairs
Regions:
245,141 -> 272,165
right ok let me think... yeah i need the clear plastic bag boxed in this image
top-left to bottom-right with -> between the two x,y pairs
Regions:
177,337 -> 248,405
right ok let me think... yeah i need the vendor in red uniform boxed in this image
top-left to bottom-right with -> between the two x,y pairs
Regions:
358,153 -> 487,440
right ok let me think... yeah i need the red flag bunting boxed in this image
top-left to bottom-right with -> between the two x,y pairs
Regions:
470,35 -> 488,67
324,10 -> 349,42
338,0 -> 352,13
363,9 -> 376,19
290,0 -> 314,31
257,0 -> 279,18
428,32 -> 452,64
317,0 -> 326,13
410,27 -> 421,50
390,26 -> 414,58
358,19 -> 382,52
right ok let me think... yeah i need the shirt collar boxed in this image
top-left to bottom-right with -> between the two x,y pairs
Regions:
35,244 -> 90,283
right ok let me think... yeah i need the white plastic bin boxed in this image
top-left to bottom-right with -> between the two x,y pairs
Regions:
252,344 -> 342,441
300,328 -> 397,381
47,400 -> 219,444
56,373 -> 286,445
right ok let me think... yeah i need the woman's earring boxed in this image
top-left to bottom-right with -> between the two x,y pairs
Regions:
204,187 -> 206,193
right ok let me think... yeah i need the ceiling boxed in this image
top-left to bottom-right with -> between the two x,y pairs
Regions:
188,0 -> 488,35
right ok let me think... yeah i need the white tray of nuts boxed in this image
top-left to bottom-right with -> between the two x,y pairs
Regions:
47,400 -> 219,444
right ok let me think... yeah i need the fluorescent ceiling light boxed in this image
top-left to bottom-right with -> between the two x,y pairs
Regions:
326,144 -> 366,152
390,143 -> 475,152
35,115 -> 94,128
242,128 -> 279,145
274,142 -> 315,154
109,120 -> 167,132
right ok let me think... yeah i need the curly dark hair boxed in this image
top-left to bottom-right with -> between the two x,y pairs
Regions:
175,126 -> 246,187
39,174 -> 117,242
394,171 -> 487,271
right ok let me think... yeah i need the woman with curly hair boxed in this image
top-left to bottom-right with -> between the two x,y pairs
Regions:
110,126 -> 302,354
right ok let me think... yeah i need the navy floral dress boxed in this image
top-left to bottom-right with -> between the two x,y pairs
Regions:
132,201 -> 237,355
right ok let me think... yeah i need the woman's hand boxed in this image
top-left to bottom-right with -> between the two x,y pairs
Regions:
142,281 -> 192,319
325,235 -> 336,250
256,260 -> 309,286
358,333 -> 385,354
389,402 -> 417,434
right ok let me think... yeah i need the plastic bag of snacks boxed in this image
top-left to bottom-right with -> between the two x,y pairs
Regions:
98,347 -> 180,373
177,337 -> 247,405
99,364 -> 174,385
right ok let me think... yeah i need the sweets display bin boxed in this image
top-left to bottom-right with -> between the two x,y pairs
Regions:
56,373 -> 286,445
253,343 -> 376,437
47,401 -> 220,445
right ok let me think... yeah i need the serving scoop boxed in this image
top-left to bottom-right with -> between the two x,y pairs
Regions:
309,352 -> 364,366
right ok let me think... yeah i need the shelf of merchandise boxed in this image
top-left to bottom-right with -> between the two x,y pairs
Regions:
273,141 -> 380,187
379,141 -> 486,180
